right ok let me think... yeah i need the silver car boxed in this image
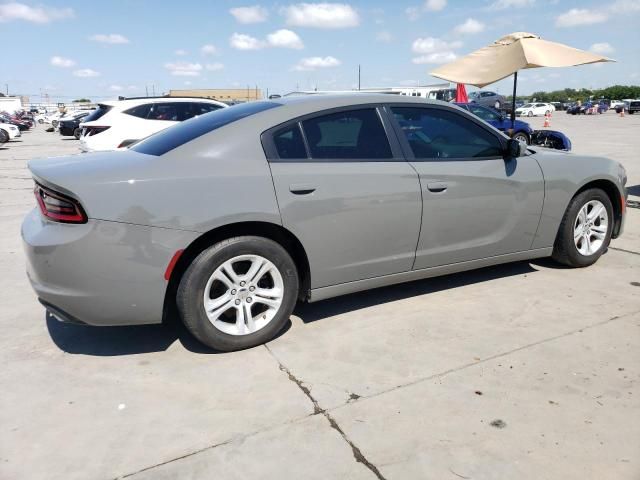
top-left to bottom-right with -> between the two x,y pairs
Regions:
469,90 -> 506,110
22,95 -> 628,351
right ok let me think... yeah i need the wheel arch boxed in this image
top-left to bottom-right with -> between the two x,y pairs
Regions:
573,179 -> 624,238
162,221 -> 311,324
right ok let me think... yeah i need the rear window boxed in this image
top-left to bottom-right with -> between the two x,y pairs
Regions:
82,104 -> 112,122
131,101 -> 281,156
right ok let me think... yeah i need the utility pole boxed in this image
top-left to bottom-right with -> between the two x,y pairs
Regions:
4,84 -> 8,96
152,84 -> 155,96
145,85 -> 149,97
358,65 -> 361,91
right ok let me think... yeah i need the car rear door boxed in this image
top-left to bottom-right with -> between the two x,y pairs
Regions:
386,104 -> 544,270
264,106 -> 422,289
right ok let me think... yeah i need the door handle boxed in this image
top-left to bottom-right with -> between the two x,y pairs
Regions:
289,184 -> 316,195
427,182 -> 448,193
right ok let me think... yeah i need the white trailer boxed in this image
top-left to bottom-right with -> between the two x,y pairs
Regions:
0,97 -> 23,114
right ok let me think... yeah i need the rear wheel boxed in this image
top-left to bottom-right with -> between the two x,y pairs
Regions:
552,188 -> 613,267
177,236 -> 299,351
527,111 -> 533,117
73,128 -> 81,139
0,129 -> 8,144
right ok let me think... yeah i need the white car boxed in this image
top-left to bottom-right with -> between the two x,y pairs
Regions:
79,97 -> 227,152
0,122 -> 21,140
515,102 -> 554,117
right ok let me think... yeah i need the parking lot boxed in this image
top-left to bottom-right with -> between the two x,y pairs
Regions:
1,112 -> 639,479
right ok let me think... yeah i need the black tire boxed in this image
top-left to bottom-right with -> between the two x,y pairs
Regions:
527,111 -> 533,117
512,132 -> 529,144
177,236 -> 299,351
73,128 -> 81,139
0,129 -> 8,144
552,188 -> 613,268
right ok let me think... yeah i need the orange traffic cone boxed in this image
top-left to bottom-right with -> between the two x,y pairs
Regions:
543,113 -> 550,127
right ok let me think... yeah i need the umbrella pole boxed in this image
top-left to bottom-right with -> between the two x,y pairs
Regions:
510,71 -> 518,136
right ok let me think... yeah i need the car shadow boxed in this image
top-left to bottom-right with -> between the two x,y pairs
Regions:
47,260 -> 541,356
294,260 -> 537,323
627,184 -> 640,197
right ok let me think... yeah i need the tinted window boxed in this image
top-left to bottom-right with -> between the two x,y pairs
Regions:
196,103 -> 224,114
124,104 -> 152,119
301,108 -> 391,160
131,101 -> 280,156
83,104 -> 112,122
274,124 -> 307,159
391,107 -> 503,159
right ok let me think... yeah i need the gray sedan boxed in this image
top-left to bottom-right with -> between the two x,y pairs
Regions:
22,95 -> 628,351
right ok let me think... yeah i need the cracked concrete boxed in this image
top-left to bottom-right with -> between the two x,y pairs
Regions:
1,116 -> 639,479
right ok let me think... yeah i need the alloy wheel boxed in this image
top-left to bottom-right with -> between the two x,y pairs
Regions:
573,200 -> 608,256
202,254 -> 284,336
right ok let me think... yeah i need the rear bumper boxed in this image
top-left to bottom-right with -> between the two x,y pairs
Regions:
22,209 -> 199,326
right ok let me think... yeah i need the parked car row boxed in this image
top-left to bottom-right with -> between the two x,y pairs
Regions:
0,111 -> 34,145
77,97 -> 227,151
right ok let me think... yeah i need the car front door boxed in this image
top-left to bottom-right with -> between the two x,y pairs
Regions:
387,105 -> 544,270
264,106 -> 422,289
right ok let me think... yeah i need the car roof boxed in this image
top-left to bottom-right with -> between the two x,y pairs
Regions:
272,93 -> 447,109
99,97 -> 227,108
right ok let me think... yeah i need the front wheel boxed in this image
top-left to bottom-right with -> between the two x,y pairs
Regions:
552,188 -> 613,268
73,128 -> 81,139
177,236 -> 299,351
512,132 -> 529,144
527,111 -> 533,117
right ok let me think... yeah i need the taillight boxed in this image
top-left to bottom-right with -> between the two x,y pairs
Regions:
85,126 -> 110,136
34,183 -> 87,224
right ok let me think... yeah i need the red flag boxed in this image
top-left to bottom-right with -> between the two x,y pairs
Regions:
455,83 -> 468,103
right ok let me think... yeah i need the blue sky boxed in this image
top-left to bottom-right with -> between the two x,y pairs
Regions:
2,0 -> 639,102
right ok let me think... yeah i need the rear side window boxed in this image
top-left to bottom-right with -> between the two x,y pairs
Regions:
391,107 -> 503,159
124,104 -> 152,119
131,101 -> 280,156
83,104 -> 112,122
274,124 -> 307,159
301,108 -> 392,160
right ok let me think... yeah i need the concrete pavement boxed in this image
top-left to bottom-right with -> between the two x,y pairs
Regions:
0,115 -> 638,480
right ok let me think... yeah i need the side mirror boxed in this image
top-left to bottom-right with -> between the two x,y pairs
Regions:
505,138 -> 522,158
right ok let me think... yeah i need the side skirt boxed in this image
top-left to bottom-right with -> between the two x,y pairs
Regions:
309,247 -> 553,303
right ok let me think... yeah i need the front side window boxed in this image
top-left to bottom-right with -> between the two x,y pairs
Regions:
391,107 -> 503,159
273,124 -> 307,159
467,105 -> 500,122
301,108 -> 392,160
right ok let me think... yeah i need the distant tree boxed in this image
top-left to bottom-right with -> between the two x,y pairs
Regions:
73,98 -> 91,103
506,85 -> 639,103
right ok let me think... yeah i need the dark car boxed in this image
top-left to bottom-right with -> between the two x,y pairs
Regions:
0,114 -> 29,131
455,103 -> 532,144
626,100 -> 640,114
59,112 -> 90,138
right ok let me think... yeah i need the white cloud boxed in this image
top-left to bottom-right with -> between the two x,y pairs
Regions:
405,6 -> 421,20
610,0 -> 640,13
229,5 -> 268,23
0,2 -> 73,23
424,0 -> 446,11
555,9 -> 608,27
184,81 -> 192,86
412,37 -> 462,53
293,56 -> 341,71
50,56 -> 75,68
590,42 -> 615,54
376,30 -> 392,42
73,69 -> 100,78
127,85 -> 139,91
164,62 -> 203,76
266,29 -> 304,49
89,33 -> 130,44
488,0 -> 534,9
411,37 -> 461,64
282,3 -> 359,28
454,18 -> 485,34
412,52 -> 457,64
230,33 -> 265,50
205,62 -> 225,71
109,85 -> 123,92
175,49 -> 188,56
201,44 -> 217,55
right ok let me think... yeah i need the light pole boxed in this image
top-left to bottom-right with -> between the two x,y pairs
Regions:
4,84 -> 8,96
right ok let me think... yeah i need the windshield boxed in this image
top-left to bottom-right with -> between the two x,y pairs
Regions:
521,104 -> 533,108
468,92 -> 479,99
131,101 -> 281,156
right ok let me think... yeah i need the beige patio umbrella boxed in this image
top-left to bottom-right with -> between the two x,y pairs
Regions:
430,32 -> 614,131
